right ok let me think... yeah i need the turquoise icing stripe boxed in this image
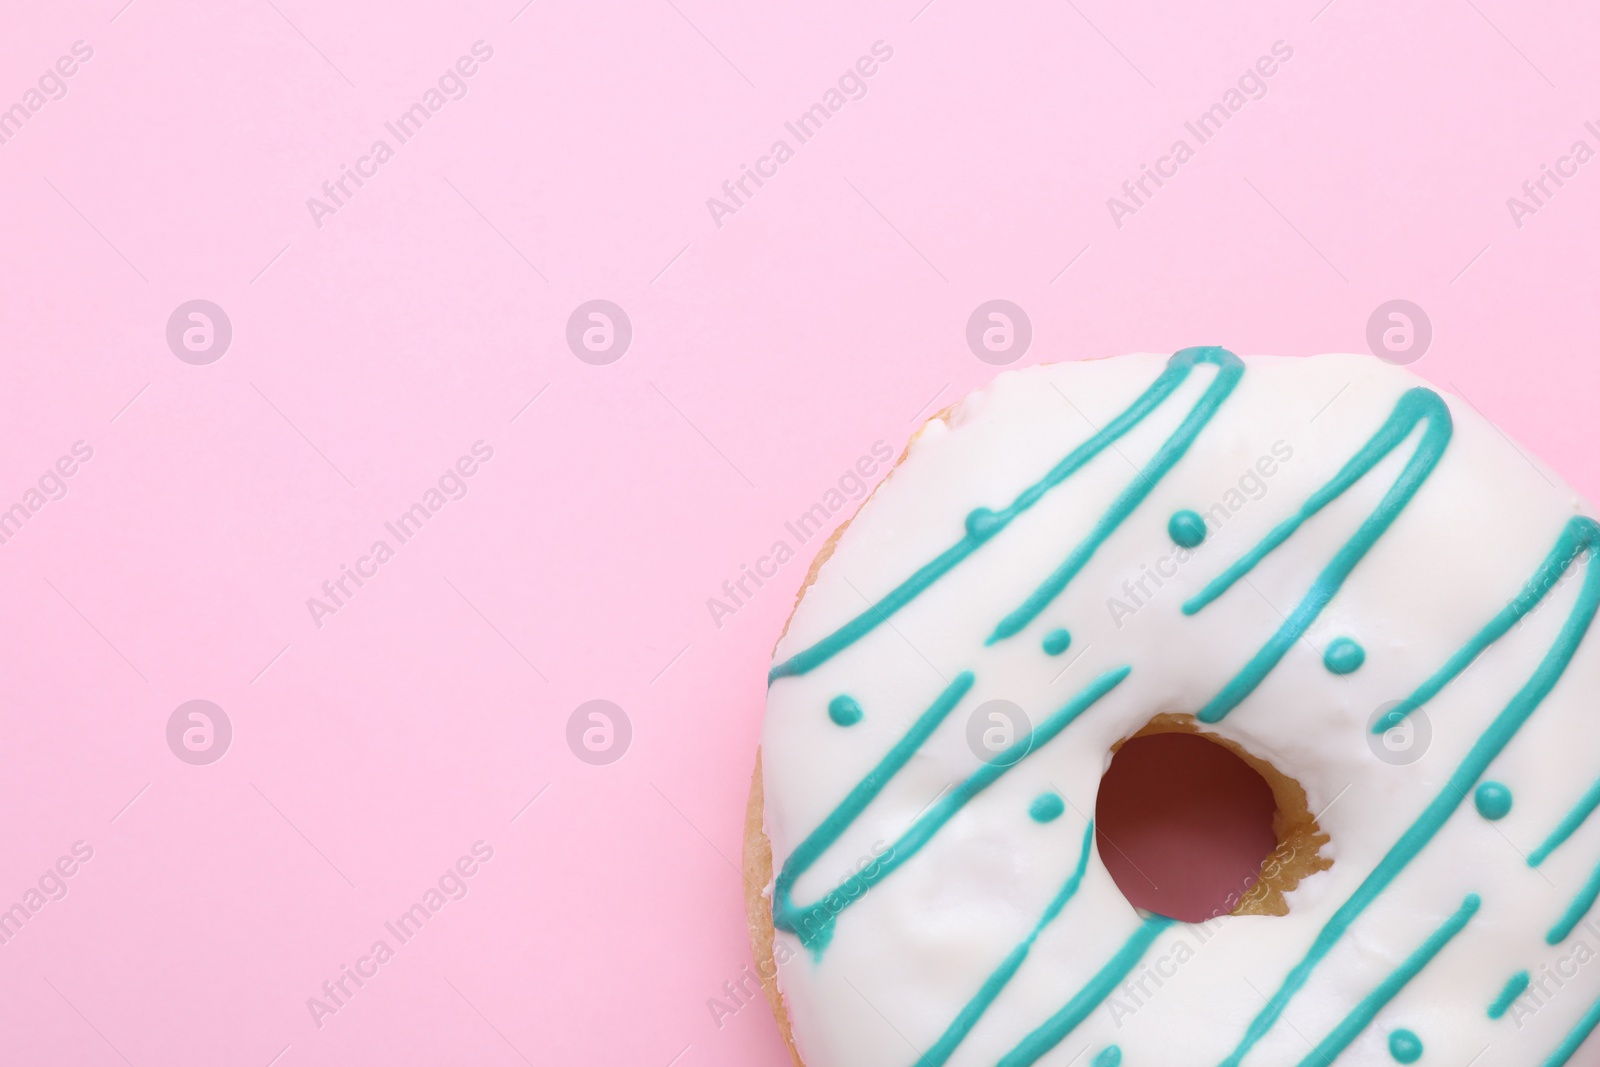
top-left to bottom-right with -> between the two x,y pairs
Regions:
1530,774 -> 1600,867
1540,992 -> 1600,1066
1218,516 -> 1600,1067
997,916 -> 1175,1067
1372,521 -> 1598,737
1489,970 -> 1531,1019
1546,857 -> 1600,944
768,346 -> 1243,683
987,346 -> 1244,644
1190,388 -> 1453,724
774,667 -> 1131,956
913,821 -> 1098,1067
1294,893 -> 1480,1067
771,671 -> 974,955
1092,1047 -> 1123,1067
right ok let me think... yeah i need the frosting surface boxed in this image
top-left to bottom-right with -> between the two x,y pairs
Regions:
759,351 -> 1600,1066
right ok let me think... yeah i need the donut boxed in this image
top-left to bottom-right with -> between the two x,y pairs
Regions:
747,348 -> 1600,1066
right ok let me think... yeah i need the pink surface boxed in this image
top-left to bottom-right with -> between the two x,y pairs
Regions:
2,0 -> 1599,1064
1096,734 -> 1279,924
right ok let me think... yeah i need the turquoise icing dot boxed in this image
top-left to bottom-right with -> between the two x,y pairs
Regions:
827,695 -> 863,727
965,507 -> 1002,541
1042,628 -> 1072,656
1323,636 -> 1367,675
1388,1029 -> 1422,1062
1168,509 -> 1208,548
1029,793 -> 1065,823
1475,781 -> 1513,821
1091,1047 -> 1122,1067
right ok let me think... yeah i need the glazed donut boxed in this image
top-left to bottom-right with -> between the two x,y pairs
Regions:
747,349 -> 1600,1067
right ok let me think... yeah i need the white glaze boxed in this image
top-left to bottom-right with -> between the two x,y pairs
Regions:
759,353 -> 1600,1066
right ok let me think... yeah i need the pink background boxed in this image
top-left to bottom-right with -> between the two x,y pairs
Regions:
2,0 -> 1599,1063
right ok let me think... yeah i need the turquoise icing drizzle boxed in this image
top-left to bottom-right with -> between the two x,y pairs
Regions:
1293,894 -> 1478,1067
1092,1047 -> 1124,1067
1489,970 -> 1531,1019
913,821 -> 1096,1067
998,916 -> 1175,1067
1219,516 -> 1600,1067
1474,781 -> 1513,821
1541,767 -> 1600,942
767,347 -> 1244,683
1387,1028 -> 1423,1063
1546,857 -> 1600,944
1530,774 -> 1600,867
1540,992 -> 1600,1065
828,694 -> 864,726
1189,388 -> 1453,724
1373,519 -> 1599,736
1169,508 -> 1208,548
1029,793 -> 1065,823
989,348 -> 1244,644
774,667 -> 1131,956
1042,628 -> 1073,656
1323,637 -> 1366,675
772,672 -> 974,955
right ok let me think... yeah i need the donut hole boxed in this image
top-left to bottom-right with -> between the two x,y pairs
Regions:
1094,715 -> 1331,922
